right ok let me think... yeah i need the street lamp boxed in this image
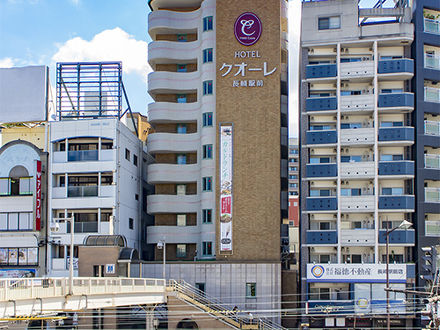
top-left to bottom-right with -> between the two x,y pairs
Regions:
52,214 -> 75,295
385,219 -> 412,330
157,239 -> 166,280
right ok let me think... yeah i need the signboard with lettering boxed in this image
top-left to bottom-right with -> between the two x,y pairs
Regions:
219,125 -> 233,252
35,160 -> 42,231
307,264 -> 407,283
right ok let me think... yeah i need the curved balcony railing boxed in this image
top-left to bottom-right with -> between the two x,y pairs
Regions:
148,71 -> 200,94
148,9 -> 201,35
148,40 -> 200,65
147,102 -> 200,123
147,132 -> 199,153
147,163 -> 200,184
147,194 -> 200,214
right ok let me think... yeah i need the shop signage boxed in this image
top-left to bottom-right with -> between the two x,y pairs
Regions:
35,160 -> 42,231
219,125 -> 233,252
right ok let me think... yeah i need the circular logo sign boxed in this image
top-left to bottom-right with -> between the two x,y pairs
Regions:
234,12 -> 262,46
356,298 -> 369,309
311,265 -> 325,278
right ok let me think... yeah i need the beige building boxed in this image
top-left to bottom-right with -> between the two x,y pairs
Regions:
144,0 -> 288,324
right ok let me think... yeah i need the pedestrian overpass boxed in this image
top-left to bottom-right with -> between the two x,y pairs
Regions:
0,277 -> 286,329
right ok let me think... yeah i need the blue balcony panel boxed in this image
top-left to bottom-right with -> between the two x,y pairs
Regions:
306,130 -> 337,145
378,161 -> 414,176
306,197 -> 337,211
379,196 -> 415,210
378,59 -> 414,74
306,230 -> 337,244
378,93 -> 414,108
306,97 -> 337,111
378,127 -> 414,142
306,164 -> 337,177
378,229 -> 415,244
306,64 -> 337,79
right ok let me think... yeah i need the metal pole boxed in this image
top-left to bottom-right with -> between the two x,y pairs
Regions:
386,229 -> 390,330
163,240 -> 166,281
69,214 -> 74,295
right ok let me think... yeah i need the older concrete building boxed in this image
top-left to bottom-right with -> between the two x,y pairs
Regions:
299,0 -> 416,328
144,0 -> 288,322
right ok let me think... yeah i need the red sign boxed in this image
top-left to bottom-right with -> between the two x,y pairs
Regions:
35,161 -> 41,231
221,196 -> 232,214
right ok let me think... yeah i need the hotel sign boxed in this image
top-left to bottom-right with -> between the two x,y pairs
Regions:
307,264 -> 407,283
234,12 -> 262,46
219,125 -> 233,252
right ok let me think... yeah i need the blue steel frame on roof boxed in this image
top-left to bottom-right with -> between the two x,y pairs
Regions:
56,62 -> 138,135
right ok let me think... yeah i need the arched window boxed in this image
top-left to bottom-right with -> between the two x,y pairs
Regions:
9,166 -> 32,196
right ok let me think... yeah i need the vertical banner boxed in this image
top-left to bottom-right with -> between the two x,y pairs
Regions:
220,125 -> 233,252
35,160 -> 42,231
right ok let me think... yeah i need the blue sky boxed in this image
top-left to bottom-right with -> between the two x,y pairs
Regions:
0,0 -> 152,115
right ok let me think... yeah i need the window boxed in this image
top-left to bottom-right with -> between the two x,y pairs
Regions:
246,283 -> 256,298
425,221 -> 440,237
203,144 -> 213,159
203,48 -> 213,63
0,178 -> 10,195
202,112 -> 213,127
202,209 -> 212,223
289,175 -> 297,180
177,214 -> 186,226
381,187 -> 403,196
203,16 -> 213,31
0,212 -> 32,231
202,177 -> 212,191
129,218 -> 134,230
319,222 -> 330,230
177,94 -> 187,103
177,154 -> 187,165
0,247 -> 38,266
133,154 -> 138,166
203,80 -> 213,95
176,244 -> 186,257
318,16 -> 340,30
135,194 -> 139,201
125,149 -> 130,161
177,64 -> 187,72
177,124 -> 187,134
177,34 -> 187,42
177,184 -> 186,195
202,241 -> 212,256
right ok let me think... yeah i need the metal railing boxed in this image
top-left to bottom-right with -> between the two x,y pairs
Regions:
66,221 -> 98,233
425,154 -> 440,169
424,18 -> 440,34
425,120 -> 440,136
0,277 -> 165,302
425,188 -> 440,203
424,87 -> 440,103
425,53 -> 440,70
169,280 -> 286,330
67,185 -> 99,197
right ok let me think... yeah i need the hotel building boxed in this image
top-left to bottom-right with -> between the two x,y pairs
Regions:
144,0 -> 288,318
299,0 -> 416,328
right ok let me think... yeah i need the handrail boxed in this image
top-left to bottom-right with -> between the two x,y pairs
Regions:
169,280 -> 286,330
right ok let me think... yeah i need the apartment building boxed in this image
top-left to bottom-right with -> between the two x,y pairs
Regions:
288,138 -> 299,226
299,1 -> 416,328
411,0 -> 440,289
144,0 -> 288,319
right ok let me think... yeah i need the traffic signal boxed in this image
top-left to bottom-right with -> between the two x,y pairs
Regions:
420,246 -> 438,282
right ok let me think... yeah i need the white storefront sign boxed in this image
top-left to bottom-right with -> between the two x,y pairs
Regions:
307,263 -> 407,283
219,125 -> 233,252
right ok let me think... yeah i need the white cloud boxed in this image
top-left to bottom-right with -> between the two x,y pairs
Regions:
69,0 -> 80,6
0,58 -> 15,68
52,27 -> 151,77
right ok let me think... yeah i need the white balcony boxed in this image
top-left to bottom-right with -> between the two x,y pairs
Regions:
148,9 -> 200,39
147,194 -> 200,214
51,150 -> 116,173
340,128 -> 375,145
51,185 -> 115,199
0,196 -> 33,213
425,54 -> 440,70
148,71 -> 199,95
147,225 -> 200,244
425,87 -> 440,103
147,132 -> 199,153
147,163 -> 199,184
425,120 -> 440,136
425,154 -> 440,169
340,60 -> 374,78
340,161 -> 375,178
340,195 -> 375,212
340,229 -> 375,245
425,188 -> 440,203
340,94 -> 374,112
148,41 -> 200,66
147,101 -> 200,124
